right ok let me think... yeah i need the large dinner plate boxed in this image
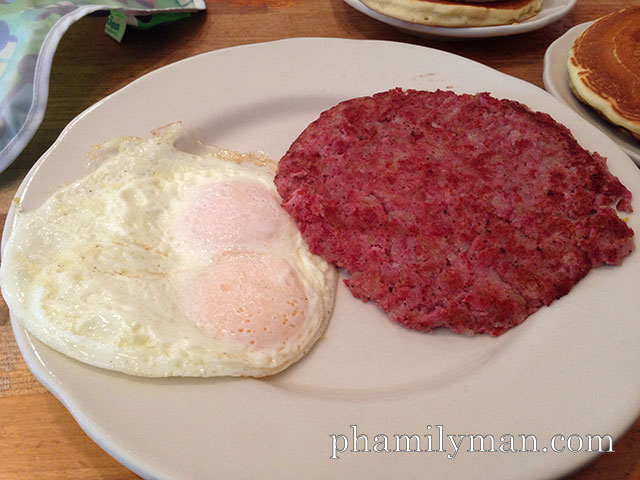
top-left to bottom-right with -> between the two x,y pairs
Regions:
344,0 -> 576,39
4,38 -> 640,480
543,21 -> 640,166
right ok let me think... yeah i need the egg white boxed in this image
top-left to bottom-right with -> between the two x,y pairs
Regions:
0,124 -> 338,377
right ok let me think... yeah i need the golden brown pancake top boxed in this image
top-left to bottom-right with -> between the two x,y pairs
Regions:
413,0 -> 539,10
571,7 -> 640,122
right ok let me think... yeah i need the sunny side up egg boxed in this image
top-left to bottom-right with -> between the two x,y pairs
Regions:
0,124 -> 338,377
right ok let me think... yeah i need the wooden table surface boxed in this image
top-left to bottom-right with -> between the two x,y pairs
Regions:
1,0 -> 639,478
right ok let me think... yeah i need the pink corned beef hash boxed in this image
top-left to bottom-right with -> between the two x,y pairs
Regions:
275,88 -> 634,336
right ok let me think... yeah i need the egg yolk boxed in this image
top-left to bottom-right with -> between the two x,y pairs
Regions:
182,253 -> 309,349
181,180 -> 290,250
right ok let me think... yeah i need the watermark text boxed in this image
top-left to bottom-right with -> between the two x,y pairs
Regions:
330,425 -> 614,459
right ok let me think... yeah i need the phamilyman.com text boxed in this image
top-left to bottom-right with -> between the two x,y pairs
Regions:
330,425 -> 614,459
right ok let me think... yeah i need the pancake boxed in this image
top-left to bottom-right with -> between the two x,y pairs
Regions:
568,7 -> 640,140
359,0 -> 543,27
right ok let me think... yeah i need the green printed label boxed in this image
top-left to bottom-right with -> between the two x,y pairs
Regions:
105,11 -> 127,42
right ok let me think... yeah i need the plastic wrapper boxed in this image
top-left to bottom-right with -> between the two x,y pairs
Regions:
0,0 -> 206,172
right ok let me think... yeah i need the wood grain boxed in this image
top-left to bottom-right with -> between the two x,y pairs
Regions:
1,1 -> 638,478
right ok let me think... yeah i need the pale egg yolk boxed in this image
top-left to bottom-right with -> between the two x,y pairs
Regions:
182,253 -> 309,349
181,180 -> 290,249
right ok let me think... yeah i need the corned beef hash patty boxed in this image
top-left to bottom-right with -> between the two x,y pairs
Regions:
274,89 -> 634,336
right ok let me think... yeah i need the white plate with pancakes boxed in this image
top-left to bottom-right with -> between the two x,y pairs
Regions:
344,0 -> 576,38
544,21 -> 640,167
4,38 -> 640,480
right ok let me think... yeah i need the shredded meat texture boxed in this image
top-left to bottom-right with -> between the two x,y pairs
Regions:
275,89 -> 635,336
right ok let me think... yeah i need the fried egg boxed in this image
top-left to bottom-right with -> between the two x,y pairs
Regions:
0,124 -> 338,377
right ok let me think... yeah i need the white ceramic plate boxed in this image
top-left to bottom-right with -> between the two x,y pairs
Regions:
344,0 -> 576,38
543,21 -> 640,166
5,39 -> 640,480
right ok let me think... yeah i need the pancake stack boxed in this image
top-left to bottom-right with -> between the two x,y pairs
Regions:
568,7 -> 640,140
359,0 -> 544,27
